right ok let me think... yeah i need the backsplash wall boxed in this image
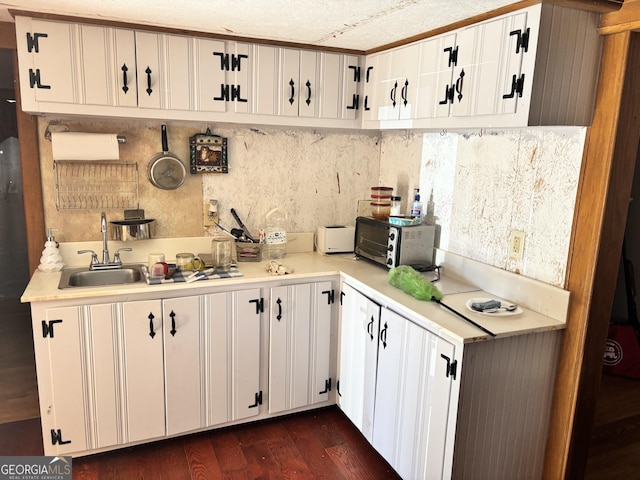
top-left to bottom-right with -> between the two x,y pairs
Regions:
36,116 -> 584,288
36,117 -> 380,242
378,127 -> 586,287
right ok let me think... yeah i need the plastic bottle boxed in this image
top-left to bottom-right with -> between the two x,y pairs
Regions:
38,228 -> 65,272
410,188 -> 423,221
264,207 -> 287,259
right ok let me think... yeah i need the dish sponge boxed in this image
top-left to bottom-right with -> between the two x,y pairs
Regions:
388,265 -> 443,301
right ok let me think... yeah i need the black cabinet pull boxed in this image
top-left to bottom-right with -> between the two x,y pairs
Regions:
148,313 -> 156,339
379,321 -> 388,349
390,81 -> 398,107
169,311 -> 177,336
367,315 -> 374,341
145,66 -> 153,96
319,378 -> 332,395
305,80 -> 312,106
121,64 -> 129,94
455,69 -> 465,102
276,298 -> 282,321
288,79 -> 295,105
401,79 -> 409,107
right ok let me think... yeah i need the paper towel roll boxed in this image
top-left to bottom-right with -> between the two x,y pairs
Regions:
51,132 -> 120,160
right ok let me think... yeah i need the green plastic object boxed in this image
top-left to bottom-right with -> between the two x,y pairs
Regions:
388,265 -> 443,301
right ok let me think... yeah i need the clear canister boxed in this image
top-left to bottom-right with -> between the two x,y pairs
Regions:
390,196 -> 402,216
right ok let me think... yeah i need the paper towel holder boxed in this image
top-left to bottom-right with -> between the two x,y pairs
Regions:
44,123 -> 126,143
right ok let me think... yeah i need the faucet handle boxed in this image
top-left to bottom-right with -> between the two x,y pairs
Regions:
78,249 -> 99,266
114,247 -> 132,265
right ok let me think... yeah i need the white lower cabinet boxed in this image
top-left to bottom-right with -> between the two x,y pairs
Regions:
337,282 -> 458,478
268,281 -> 335,414
30,287 -> 264,456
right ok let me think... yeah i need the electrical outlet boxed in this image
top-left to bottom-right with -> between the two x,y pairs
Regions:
509,230 -> 525,260
203,203 -> 218,226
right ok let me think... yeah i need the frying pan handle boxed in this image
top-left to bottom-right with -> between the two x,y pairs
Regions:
161,124 -> 169,153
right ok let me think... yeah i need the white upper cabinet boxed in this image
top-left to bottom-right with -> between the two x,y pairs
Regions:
281,48 -> 318,117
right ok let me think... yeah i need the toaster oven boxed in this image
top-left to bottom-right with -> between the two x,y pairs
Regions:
354,216 -> 436,268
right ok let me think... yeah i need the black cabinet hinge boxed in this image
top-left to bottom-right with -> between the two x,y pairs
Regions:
249,298 -> 264,314
26,32 -> 47,53
444,45 -> 458,67
319,378 -> 332,395
510,28 -> 530,54
336,379 -> 341,397
502,74 -> 526,99
214,52 -> 248,71
29,68 -> 50,90
321,289 -> 335,305
346,94 -> 360,110
349,65 -> 361,82
42,319 -> 62,338
50,428 -> 71,445
248,390 -> 263,408
440,354 -> 458,380
365,66 -> 373,83
340,291 -> 345,306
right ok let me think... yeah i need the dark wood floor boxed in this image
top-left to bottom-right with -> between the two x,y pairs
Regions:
3,296 -> 640,479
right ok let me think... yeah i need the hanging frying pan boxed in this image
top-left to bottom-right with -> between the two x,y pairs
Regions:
148,125 -> 186,190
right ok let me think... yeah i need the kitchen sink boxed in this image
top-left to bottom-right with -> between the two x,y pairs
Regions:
58,265 -> 146,289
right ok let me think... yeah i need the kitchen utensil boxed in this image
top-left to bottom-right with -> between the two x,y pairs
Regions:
148,125 -> 186,190
465,298 -> 522,316
110,209 -> 156,241
231,208 -> 255,242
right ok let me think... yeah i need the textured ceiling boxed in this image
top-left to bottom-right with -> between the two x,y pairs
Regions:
0,0 -> 519,51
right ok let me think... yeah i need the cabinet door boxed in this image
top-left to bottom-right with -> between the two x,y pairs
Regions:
163,296 -> 203,435
135,32 -> 163,109
204,292 -> 232,426
337,283 -> 380,441
78,25 -> 137,107
372,308 -> 456,479
15,17 -> 78,106
121,300 -> 165,442
415,33 -> 457,120
232,289 -> 262,420
35,306 -> 87,455
317,52 -> 341,119
163,34 -> 195,111
252,44 -> 280,115
268,281 -> 333,414
86,303 -> 121,449
361,56 -> 379,125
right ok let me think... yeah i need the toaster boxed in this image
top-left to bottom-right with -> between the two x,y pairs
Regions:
316,226 -> 355,254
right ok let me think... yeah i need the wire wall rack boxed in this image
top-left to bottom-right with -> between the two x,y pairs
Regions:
54,161 -> 139,210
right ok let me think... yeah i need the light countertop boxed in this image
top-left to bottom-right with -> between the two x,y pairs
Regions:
22,249 -> 567,344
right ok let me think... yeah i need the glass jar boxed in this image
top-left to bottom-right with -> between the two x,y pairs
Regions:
211,236 -> 232,273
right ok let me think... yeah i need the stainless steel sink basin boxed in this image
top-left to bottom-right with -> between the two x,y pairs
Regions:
58,265 -> 145,289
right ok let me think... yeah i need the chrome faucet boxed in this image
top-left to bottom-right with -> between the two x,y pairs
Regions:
101,212 -> 110,265
78,212 -> 131,270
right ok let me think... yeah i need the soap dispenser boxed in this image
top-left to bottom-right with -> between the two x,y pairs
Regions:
38,228 -> 65,272
410,188 -> 423,221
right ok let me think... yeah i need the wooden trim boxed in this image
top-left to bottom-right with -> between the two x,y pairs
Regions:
0,22 -> 44,275
599,0 -> 640,34
543,31 -> 640,479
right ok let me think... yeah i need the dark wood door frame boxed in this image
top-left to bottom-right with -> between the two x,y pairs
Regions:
0,22 -> 44,275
